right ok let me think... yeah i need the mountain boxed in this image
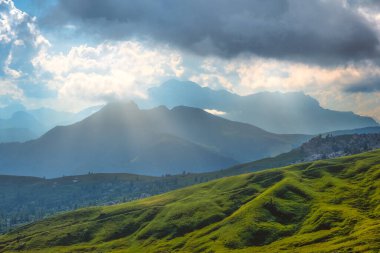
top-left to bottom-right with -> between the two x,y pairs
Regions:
0,128 -> 38,143
141,80 -> 379,134
0,104 -> 103,143
216,133 -> 380,177
1,150 -> 378,252
28,105 -> 103,130
0,111 -> 45,143
0,111 -> 44,133
293,133 -> 380,161
0,103 -> 26,119
326,126 -> 380,136
0,102 -> 309,178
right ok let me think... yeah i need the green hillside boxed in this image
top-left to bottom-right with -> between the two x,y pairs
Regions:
0,146 -> 302,233
1,150 -> 379,252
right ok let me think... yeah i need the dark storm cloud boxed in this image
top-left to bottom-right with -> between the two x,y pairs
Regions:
46,0 -> 380,66
345,76 -> 380,93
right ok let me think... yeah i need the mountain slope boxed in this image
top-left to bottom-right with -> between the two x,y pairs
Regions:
0,172 -> 220,233
1,150 -> 379,252
142,80 -> 378,134
214,133 -> 380,178
144,105 -> 308,162
0,128 -> 38,143
0,102 -> 308,177
326,126 -> 380,136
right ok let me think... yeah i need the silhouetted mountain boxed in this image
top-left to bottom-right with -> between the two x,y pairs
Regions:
141,80 -> 378,134
0,102 -> 309,177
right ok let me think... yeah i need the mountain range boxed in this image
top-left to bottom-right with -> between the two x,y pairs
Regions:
0,102 -> 309,178
2,80 -> 378,144
141,80 -> 379,134
0,104 -> 102,143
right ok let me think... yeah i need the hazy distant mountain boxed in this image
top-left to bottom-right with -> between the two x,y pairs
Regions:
141,80 -> 378,134
0,104 -> 103,143
0,111 -> 42,130
0,102 -> 309,177
0,128 -> 38,143
0,111 -> 45,142
29,105 -> 103,129
0,103 -> 26,119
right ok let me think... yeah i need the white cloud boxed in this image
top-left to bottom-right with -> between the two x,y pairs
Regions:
188,56 -> 380,121
33,41 -> 184,109
204,109 -> 226,116
0,78 -> 23,99
0,0 -> 379,123
3,51 -> 22,78
0,0 -> 49,78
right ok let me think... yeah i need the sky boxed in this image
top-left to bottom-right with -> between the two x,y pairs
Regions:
1,0 -> 380,121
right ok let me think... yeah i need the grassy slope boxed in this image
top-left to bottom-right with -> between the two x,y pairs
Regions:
0,150 -> 379,253
0,150 -> 300,233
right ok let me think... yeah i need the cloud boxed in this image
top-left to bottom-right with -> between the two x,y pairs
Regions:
0,0 -> 49,79
43,0 -> 380,66
0,78 -> 23,97
1,0 -> 379,121
186,55 -> 380,121
187,56 -> 362,95
204,109 -> 226,116
345,76 -> 380,92
32,41 -> 184,108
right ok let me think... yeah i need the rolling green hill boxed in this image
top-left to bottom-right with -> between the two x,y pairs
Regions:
1,133 -> 378,236
1,150 -> 379,252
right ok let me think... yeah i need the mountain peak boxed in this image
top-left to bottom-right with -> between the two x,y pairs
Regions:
144,80 -> 378,134
0,103 -> 26,119
11,111 -> 36,120
0,100 -> 309,177
102,101 -> 139,112
171,105 -> 205,113
248,90 -> 320,108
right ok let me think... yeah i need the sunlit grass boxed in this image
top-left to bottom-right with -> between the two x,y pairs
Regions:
0,150 -> 379,252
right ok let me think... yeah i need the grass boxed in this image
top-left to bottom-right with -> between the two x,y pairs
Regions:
0,150 -> 379,252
